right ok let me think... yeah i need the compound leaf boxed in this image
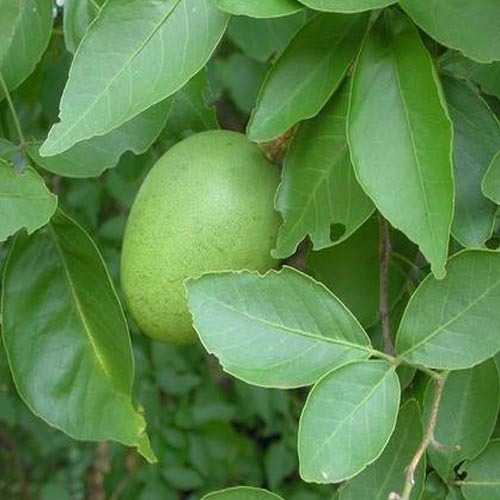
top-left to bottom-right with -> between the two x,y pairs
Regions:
186,267 -> 371,389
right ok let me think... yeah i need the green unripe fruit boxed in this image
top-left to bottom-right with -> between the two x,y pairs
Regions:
121,130 -> 281,345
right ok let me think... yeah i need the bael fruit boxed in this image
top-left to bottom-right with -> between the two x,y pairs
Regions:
121,130 -> 281,345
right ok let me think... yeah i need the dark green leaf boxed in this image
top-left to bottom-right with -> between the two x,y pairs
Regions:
248,13 -> 369,142
273,82 -> 373,258
482,151 -> 500,205
297,0 -> 396,13
0,0 -> 53,96
186,267 -> 371,389
339,399 -> 424,500
40,0 -> 228,156
203,486 -> 284,500
226,11 -> 306,63
298,360 -> 400,483
215,0 -> 303,18
461,439 -> 500,499
442,76 -> 500,247
0,160 -> 57,242
348,10 -> 453,279
396,250 -> 500,370
401,0 -> 500,63
422,472 -> 448,500
1,211 -> 154,461
426,359 -> 499,481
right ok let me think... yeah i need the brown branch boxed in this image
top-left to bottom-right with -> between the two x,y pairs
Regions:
378,215 -> 395,356
391,372 -> 448,500
85,442 -> 110,500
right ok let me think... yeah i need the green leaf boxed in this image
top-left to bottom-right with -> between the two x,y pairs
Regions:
348,10 -> 454,279
426,359 -> 500,481
215,0 -> 303,18
202,486 -> 284,500
339,399 -> 424,500
0,160 -> 57,242
247,13 -> 369,142
63,0 -> 105,54
0,0 -> 20,66
186,267 -> 371,389
298,360 -> 400,483
28,99 -> 170,178
1,211 -> 155,462
0,0 -> 53,96
440,52 -> 500,100
442,76 -> 500,247
308,217 -> 413,328
40,0 -> 228,156
461,439 -> 500,499
396,250 -> 500,370
226,11 -> 306,63
296,0 -> 397,13
482,151 -> 500,205
401,0 -> 500,64
422,472 -> 448,500
273,82 -> 374,258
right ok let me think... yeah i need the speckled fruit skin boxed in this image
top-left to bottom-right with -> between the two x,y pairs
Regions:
121,130 -> 281,345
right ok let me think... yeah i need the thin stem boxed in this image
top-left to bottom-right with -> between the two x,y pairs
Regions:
378,215 -> 395,355
396,372 -> 448,500
370,348 -> 398,365
0,72 -> 26,148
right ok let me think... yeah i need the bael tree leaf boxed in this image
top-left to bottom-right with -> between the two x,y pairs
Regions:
339,399 -> 424,500
426,359 -> 499,481
460,439 -> 500,499
40,0 -> 228,157
215,0 -> 303,18
298,360 -> 400,483
273,82 -> 374,258
1,211 -> 155,462
348,10 -> 454,279
0,0 -> 53,97
442,76 -> 500,248
482,151 -> 500,205
0,0 -> 20,66
63,0 -> 105,54
247,12 -> 369,142
396,250 -> 500,370
186,267 -> 372,389
0,160 -> 57,242
202,486 -> 284,500
401,0 -> 500,64
28,99 -> 170,178
297,0 -> 396,12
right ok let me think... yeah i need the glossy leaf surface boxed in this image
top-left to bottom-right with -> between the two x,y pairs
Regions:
273,83 -> 373,258
298,360 -> 400,483
401,0 -> 500,63
443,76 -> 500,247
297,0 -> 396,13
215,0 -> 303,18
339,400 -> 424,500
41,0 -> 228,156
426,360 -> 499,480
0,160 -> 57,242
248,13 -> 369,142
396,250 -> 500,370
186,267 -> 371,389
1,211 -> 154,461
348,10 -> 453,279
